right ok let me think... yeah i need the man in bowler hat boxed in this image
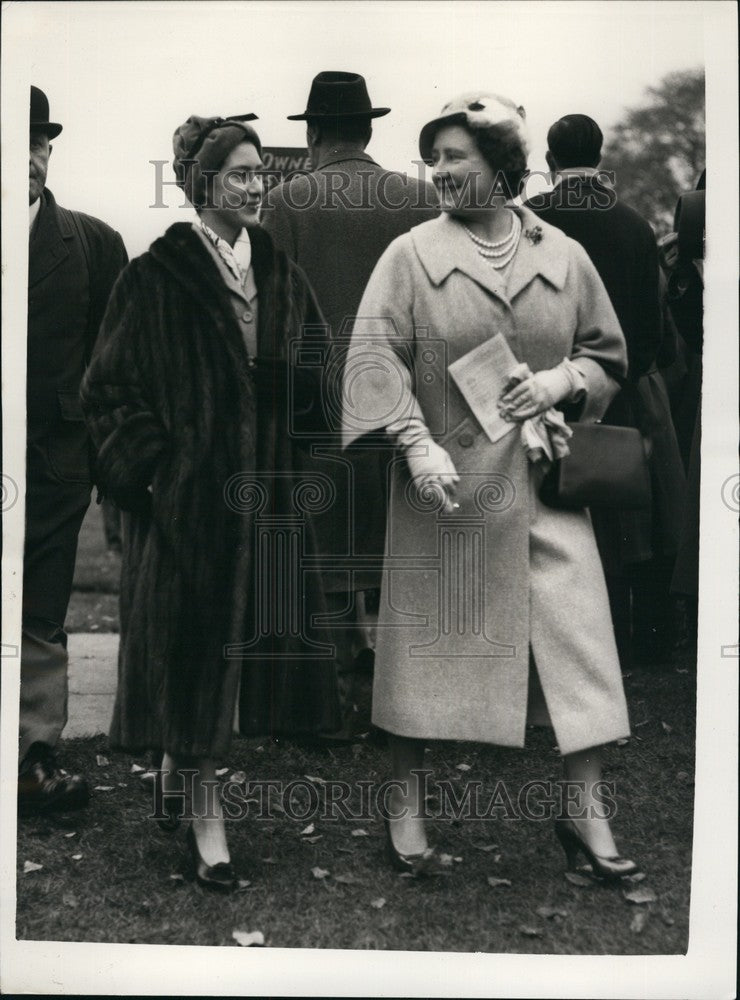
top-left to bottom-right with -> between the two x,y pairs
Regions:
19,86 -> 127,811
263,71 -> 438,738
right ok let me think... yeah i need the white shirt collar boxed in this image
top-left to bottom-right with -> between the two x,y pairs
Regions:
555,167 -> 601,185
29,197 -> 41,232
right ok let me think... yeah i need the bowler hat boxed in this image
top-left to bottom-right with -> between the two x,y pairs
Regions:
287,71 -> 390,120
30,86 -> 63,139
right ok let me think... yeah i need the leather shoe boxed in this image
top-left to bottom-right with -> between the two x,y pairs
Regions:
18,745 -> 89,815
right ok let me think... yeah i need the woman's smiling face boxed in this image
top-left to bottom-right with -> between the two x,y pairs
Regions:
430,124 -> 505,217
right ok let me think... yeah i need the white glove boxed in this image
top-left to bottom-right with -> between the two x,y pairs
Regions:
499,360 -> 582,420
387,416 -> 460,513
405,438 -> 460,513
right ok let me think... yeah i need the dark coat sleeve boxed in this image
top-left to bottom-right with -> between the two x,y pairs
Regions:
626,224 -> 663,380
75,213 -> 129,360
80,260 -> 169,510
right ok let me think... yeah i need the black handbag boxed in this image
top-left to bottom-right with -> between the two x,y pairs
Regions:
539,422 -> 651,511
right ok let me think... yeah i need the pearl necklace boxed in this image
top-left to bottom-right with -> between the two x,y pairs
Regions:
463,213 -> 522,270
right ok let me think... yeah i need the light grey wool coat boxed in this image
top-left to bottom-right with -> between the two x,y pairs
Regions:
341,207 -> 631,754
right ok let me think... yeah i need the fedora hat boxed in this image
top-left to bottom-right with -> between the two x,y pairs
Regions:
287,71 -> 390,120
30,86 -> 63,139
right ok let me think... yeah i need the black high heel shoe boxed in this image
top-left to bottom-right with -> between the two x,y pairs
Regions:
153,770 -> 182,833
383,817 -> 449,877
555,818 -> 641,881
186,825 -> 236,892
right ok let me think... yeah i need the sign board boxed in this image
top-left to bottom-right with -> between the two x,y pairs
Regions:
261,147 -> 312,193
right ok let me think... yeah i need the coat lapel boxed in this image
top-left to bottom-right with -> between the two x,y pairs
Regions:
505,205 -> 569,300
411,206 -> 570,305
28,190 -> 72,288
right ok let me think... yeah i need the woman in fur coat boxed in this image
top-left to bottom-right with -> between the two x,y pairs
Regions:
81,114 -> 340,889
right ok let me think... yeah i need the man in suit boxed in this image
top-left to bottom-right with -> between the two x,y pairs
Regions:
263,71 -> 437,736
19,86 -> 127,811
526,114 -> 685,669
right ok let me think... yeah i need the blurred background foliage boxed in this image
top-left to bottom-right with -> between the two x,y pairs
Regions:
603,68 -> 705,236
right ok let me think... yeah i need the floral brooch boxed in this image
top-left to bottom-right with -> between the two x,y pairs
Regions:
524,226 -> 543,246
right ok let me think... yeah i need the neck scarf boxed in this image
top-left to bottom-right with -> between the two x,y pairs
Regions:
197,219 -> 252,284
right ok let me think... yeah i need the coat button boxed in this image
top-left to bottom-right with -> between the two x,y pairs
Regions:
241,309 -> 253,322
458,432 -> 474,448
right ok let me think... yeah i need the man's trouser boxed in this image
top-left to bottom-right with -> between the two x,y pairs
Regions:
19,478 -> 89,767
324,589 -> 378,734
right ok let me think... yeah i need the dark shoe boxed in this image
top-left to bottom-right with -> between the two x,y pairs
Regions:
186,825 -> 236,892
383,817 -> 450,877
555,818 -> 641,881
18,746 -> 89,815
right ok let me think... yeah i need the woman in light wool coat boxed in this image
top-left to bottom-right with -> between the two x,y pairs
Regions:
342,93 -> 641,882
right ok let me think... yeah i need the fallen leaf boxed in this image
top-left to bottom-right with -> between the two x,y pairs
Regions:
130,764 -> 145,774
95,754 -> 110,766
474,843 -> 499,853
261,857 -> 278,865
564,871 -> 594,888
616,738 -> 629,747
519,925 -> 542,937
351,828 -> 369,838
232,929 -> 264,947
311,866 -> 330,880
334,874 -> 361,885
453,856 -> 463,863
62,892 -> 78,908
633,718 -> 650,727
623,886 -> 657,905
630,910 -> 648,934
336,846 -> 354,854
303,835 -> 322,844
63,831 -> 76,839
215,767 -> 229,777
537,906 -> 568,920
71,854 -> 83,861
661,721 -> 673,734
486,876 -> 512,888
439,853 -> 455,865
169,873 -> 185,882
23,861 -> 43,874
623,870 -> 647,884
229,771 -> 247,784
93,785 -> 114,792
300,823 -> 315,836
236,879 -> 252,890
455,763 -> 472,772
675,667 -> 689,675
118,782 -> 127,788
370,897 -> 386,909
255,746 -> 264,753
304,774 -> 326,785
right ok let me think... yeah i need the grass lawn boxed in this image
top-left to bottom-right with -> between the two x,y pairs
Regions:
16,665 -> 694,954
28,495 -> 695,952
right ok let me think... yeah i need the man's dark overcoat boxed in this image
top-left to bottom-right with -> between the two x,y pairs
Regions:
526,175 -> 685,570
263,154 -> 438,592
25,188 -> 127,628
81,223 -> 340,757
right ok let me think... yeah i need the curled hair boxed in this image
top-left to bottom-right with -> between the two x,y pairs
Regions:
469,120 -> 528,200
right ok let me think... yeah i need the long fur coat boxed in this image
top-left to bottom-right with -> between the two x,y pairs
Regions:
81,222 -> 340,757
